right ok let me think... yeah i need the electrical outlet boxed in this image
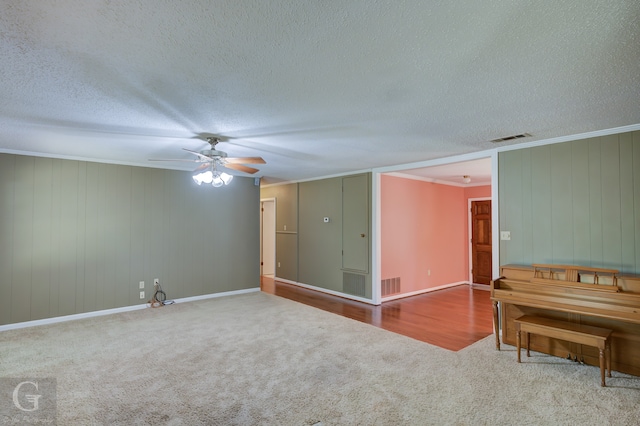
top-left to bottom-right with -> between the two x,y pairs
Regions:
139,291 -> 145,299
428,269 -> 431,276
277,262 -> 281,268
139,281 -> 144,289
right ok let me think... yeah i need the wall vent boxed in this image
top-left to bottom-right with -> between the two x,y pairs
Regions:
381,277 -> 401,296
490,133 -> 531,143
343,272 -> 366,297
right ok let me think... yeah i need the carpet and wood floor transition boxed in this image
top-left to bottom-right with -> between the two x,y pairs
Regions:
1,281 -> 639,425
261,277 -> 494,351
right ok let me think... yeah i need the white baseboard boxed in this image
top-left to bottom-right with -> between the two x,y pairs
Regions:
0,287 -> 260,332
274,276 -> 376,305
172,287 -> 259,304
381,281 -> 468,302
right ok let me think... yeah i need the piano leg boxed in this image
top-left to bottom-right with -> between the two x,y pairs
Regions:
492,301 -> 500,350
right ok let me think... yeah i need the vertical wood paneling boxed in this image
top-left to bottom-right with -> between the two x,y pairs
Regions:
189,178 -> 208,296
11,156 -> 35,323
31,158 -> 53,320
145,168 -> 164,297
520,149 -> 533,265
600,135 -> 622,270
618,133 -> 640,273
130,168 -> 146,303
0,154 -> 259,326
164,172 -> 185,295
499,150 -> 523,264
83,162 -> 99,313
101,164 -> 117,309
48,159 -> 62,317
98,163 -> 113,310
212,183 -> 236,292
571,140 -> 591,264
619,133 -> 636,274
0,155 -> 15,325
588,139 -> 604,266
550,142 -> 574,263
499,131 -> 640,275
530,145 -> 552,263
113,165 -> 132,308
298,178 -> 344,292
58,160 -> 79,316
75,161 -> 87,312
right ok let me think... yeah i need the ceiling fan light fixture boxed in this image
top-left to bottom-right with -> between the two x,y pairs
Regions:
220,172 -> 233,185
211,173 -> 224,187
201,170 -> 214,184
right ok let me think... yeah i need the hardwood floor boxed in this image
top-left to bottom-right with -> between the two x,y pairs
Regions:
261,276 -> 494,351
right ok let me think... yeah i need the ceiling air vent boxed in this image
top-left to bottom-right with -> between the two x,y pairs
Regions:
490,133 -> 532,143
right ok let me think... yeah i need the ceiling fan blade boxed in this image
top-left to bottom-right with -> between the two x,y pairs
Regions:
182,148 -> 212,161
224,163 -> 260,174
193,163 -> 210,173
224,156 -> 266,165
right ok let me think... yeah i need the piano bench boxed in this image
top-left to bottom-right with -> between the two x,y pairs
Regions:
513,315 -> 613,387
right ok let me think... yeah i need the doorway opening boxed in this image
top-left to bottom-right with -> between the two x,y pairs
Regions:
469,198 -> 492,286
260,199 -> 276,277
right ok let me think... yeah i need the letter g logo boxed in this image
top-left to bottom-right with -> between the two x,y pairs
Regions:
12,381 -> 41,412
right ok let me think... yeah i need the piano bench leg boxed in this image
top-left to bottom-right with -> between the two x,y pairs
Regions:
599,347 -> 606,387
606,342 -> 612,378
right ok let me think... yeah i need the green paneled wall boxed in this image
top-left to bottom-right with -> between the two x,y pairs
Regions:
261,173 -> 372,299
298,177 -> 344,292
0,154 -> 260,326
499,131 -> 640,274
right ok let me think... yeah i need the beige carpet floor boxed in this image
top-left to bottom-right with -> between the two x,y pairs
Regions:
1,291 -> 639,425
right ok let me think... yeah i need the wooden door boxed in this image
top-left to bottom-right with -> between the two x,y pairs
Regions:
471,200 -> 492,285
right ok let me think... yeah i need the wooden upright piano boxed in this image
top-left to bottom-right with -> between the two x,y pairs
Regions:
491,264 -> 640,376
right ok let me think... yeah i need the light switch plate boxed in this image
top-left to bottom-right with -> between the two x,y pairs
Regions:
500,231 -> 511,241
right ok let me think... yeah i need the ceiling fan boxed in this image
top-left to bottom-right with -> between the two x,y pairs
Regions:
150,136 -> 266,175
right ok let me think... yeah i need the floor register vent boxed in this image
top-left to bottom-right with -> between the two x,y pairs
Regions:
381,277 -> 401,296
343,272 -> 366,297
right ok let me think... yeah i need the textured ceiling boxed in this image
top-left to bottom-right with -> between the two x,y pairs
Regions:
393,158 -> 492,187
1,0 -> 639,184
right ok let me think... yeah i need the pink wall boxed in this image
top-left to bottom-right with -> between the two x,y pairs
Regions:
381,174 -> 491,295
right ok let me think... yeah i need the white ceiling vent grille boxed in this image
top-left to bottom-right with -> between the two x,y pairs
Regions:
490,133 -> 532,143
